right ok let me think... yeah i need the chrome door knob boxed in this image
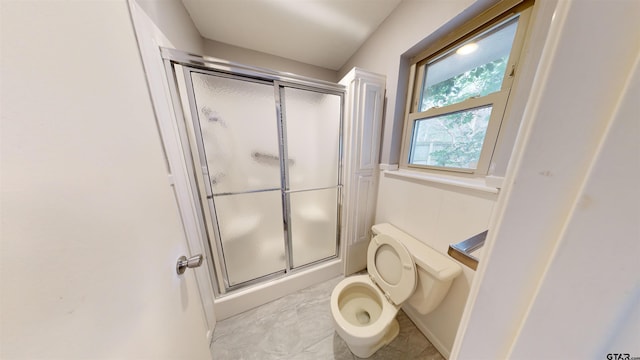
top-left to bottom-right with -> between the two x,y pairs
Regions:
176,254 -> 203,275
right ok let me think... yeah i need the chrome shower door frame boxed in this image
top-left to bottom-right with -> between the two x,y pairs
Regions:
161,48 -> 345,296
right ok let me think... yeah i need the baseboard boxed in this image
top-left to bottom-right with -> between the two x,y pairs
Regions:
402,305 -> 451,359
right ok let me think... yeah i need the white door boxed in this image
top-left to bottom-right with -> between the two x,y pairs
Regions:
0,1 -> 211,359
452,0 -> 640,358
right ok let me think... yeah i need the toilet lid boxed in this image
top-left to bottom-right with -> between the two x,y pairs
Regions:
367,234 -> 417,305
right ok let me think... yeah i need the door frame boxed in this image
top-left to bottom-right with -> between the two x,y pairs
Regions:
451,0 -> 640,357
126,1 -> 217,339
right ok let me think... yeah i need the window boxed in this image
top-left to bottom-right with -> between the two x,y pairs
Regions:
401,1 -> 533,175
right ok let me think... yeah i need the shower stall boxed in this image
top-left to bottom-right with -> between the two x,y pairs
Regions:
162,49 -> 344,295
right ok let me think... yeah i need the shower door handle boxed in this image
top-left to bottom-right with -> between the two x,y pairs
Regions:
176,254 -> 203,275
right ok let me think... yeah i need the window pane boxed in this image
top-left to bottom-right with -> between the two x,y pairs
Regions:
420,18 -> 518,111
409,106 -> 493,170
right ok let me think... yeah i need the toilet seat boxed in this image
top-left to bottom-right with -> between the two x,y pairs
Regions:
332,224 -> 463,358
367,234 -> 417,306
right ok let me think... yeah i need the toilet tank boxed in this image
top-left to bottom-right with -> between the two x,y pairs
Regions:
372,223 -> 462,314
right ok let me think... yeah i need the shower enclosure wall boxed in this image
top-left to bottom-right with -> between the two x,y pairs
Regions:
163,49 -> 344,294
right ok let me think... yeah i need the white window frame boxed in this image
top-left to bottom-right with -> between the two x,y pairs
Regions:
400,0 -> 534,176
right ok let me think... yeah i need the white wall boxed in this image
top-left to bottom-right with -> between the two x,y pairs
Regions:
135,0 -> 204,54
338,0 -> 552,175
128,0 -> 218,333
0,1 -> 210,359
453,0 -> 640,358
338,0 -> 562,356
134,0 -> 338,83
204,39 -> 338,82
375,174 -> 496,355
338,0 -> 477,164
336,0 -> 498,355
510,53 -> 640,357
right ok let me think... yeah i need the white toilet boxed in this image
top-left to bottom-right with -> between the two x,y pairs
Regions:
330,223 -> 462,358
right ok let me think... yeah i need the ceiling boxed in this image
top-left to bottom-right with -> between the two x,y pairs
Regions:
181,0 -> 402,71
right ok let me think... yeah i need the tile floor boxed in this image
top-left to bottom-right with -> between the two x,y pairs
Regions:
211,276 -> 445,359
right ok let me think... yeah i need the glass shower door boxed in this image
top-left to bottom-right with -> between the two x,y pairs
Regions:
189,71 -> 286,286
282,87 -> 342,268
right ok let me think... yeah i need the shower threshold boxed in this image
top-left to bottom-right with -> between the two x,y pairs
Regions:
214,258 -> 342,320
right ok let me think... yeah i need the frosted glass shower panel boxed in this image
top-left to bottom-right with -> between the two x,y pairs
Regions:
283,88 -> 341,191
290,188 -> 338,267
191,72 -> 281,194
213,190 -> 286,285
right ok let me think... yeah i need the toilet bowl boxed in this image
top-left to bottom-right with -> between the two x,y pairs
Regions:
330,223 -> 462,358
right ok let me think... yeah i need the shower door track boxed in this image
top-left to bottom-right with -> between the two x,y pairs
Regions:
161,48 -> 345,296
161,48 -> 343,93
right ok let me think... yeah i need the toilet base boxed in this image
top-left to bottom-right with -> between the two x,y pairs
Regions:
345,318 -> 400,358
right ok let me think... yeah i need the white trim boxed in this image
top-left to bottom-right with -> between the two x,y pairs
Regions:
379,163 -> 399,171
452,0 -> 640,357
127,0 -> 216,333
484,175 -> 504,188
405,90 -> 510,175
451,2 -> 570,355
383,169 -> 499,194
508,52 -> 640,358
401,4 -> 534,176
340,68 -> 386,273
